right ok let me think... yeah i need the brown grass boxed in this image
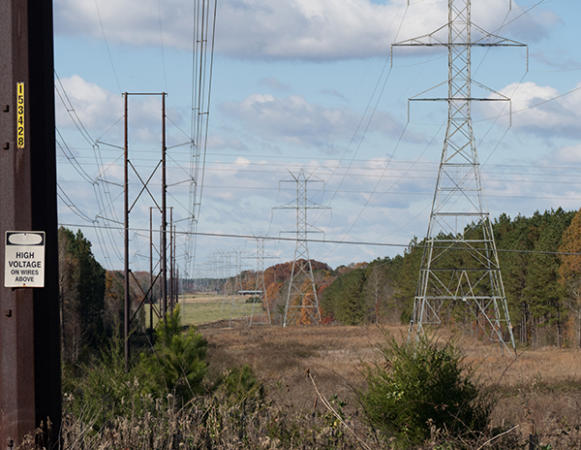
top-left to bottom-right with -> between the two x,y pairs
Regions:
200,323 -> 581,447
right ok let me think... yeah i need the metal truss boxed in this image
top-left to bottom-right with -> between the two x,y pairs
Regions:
275,169 -> 329,327
393,0 -> 527,351
247,238 -> 273,327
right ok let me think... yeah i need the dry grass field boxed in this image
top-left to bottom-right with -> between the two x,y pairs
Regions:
197,322 -> 581,447
170,294 -> 581,446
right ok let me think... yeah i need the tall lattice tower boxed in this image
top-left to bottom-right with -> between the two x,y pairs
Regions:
275,169 -> 328,327
393,0 -> 526,350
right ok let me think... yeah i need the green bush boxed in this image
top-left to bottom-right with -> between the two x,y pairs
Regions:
137,307 -> 208,401
219,364 -> 264,406
64,308 -> 208,430
359,336 -> 491,448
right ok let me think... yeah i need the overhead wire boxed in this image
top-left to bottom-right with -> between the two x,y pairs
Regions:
296,1 -> 413,263
57,183 -> 94,223
317,0 -> 549,257
54,69 -> 123,264
183,0 -> 218,283
54,1 -> 220,277
157,0 -> 168,91
316,1 -> 410,213
92,0 -> 122,92
55,0 -> 571,274
57,222 -> 581,258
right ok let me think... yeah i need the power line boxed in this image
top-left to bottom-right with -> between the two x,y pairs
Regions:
57,222 -> 581,257
92,0 -> 122,91
319,2 -> 410,211
57,183 -> 94,223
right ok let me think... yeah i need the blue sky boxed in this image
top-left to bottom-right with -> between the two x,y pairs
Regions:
52,0 -> 581,277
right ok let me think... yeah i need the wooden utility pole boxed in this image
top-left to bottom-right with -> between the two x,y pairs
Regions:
0,0 -> 62,446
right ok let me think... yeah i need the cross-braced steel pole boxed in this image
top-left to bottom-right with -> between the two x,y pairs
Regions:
122,92 -> 168,369
161,93 -> 168,320
123,93 -> 130,371
149,206 -> 154,332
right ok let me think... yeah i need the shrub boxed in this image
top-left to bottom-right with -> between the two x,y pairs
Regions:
359,335 -> 491,448
64,308 -> 208,430
219,364 -> 265,407
137,307 -> 208,401
63,337 -> 141,429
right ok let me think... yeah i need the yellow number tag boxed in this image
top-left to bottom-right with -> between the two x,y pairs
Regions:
16,82 -> 24,149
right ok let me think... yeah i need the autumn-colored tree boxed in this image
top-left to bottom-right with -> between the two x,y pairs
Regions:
558,207 -> 581,347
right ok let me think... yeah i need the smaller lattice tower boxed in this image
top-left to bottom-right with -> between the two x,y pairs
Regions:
229,250 -> 245,326
247,238 -> 273,326
275,169 -> 329,327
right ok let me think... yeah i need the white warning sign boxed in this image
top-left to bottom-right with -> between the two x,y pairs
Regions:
4,231 -> 45,288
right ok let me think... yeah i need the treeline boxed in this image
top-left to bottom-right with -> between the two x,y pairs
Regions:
321,208 -> 581,348
58,227 -> 145,363
59,228 -> 106,362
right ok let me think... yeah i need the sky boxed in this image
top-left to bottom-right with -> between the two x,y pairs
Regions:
52,0 -> 581,278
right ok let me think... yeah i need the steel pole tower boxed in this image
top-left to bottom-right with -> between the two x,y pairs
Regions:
122,92 -> 167,369
276,170 -> 328,327
393,0 -> 526,351
149,207 -> 154,333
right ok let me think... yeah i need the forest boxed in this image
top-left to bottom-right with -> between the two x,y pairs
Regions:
58,207 -> 581,365
320,207 -> 581,348
51,209 -> 581,448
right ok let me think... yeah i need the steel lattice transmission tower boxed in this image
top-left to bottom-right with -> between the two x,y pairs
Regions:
247,238 -> 273,327
393,0 -> 527,351
275,169 -> 329,327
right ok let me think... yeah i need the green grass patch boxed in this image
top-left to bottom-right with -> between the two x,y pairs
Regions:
148,295 -> 262,326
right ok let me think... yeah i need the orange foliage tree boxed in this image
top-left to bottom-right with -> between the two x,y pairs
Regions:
558,208 -> 581,347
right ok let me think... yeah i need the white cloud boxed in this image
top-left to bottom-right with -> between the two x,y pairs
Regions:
495,81 -> 581,137
97,162 -> 123,182
220,93 -> 403,148
554,145 -> 581,163
217,0 -> 554,60
55,75 -> 173,142
54,0 -> 554,61
55,0 -> 193,48
234,157 -> 251,168
55,75 -> 121,130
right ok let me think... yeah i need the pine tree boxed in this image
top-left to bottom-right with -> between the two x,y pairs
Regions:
522,209 -> 574,346
495,214 -> 534,345
58,227 -> 106,362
